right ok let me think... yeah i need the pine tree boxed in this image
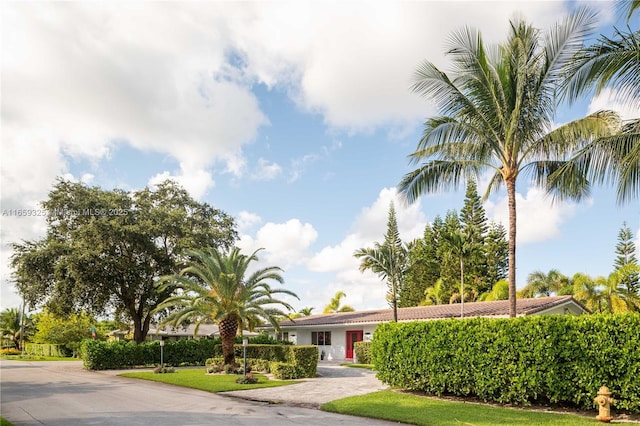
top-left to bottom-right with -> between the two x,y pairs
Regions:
613,222 -> 639,310
354,202 -> 408,320
459,179 -> 490,298
484,223 -> 509,289
400,224 -> 441,307
614,222 -> 638,269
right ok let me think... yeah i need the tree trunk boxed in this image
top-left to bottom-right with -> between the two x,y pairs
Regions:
506,178 -> 517,318
460,258 -> 465,318
392,279 -> 398,322
219,315 -> 238,366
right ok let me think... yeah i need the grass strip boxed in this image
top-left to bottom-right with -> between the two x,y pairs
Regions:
321,390 -> 599,426
1,417 -> 15,426
339,363 -> 374,370
120,368 -> 296,393
0,355 -> 78,361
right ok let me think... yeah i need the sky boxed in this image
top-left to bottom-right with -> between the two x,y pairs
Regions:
1,1 -> 639,316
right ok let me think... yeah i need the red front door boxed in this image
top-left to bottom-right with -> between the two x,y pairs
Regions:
345,330 -> 363,359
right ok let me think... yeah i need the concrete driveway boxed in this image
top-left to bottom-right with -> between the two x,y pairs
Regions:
0,360 -> 396,426
223,363 -> 387,408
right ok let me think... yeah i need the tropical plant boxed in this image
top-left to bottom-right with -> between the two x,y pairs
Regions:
323,291 -> 355,313
298,307 -> 315,316
0,307 -> 31,350
571,272 -> 605,313
441,228 -> 479,317
154,247 -> 298,366
10,179 -> 237,343
354,203 -> 408,321
398,10 -> 620,317
557,1 -> 640,204
479,279 -> 509,301
31,310 -> 100,356
519,269 -> 572,298
421,278 -> 448,306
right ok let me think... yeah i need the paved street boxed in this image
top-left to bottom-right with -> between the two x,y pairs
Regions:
0,360 -> 397,426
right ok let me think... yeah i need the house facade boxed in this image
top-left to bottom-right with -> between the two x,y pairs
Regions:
264,296 -> 588,362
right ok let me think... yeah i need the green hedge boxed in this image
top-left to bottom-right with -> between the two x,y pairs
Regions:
82,339 -> 318,377
372,313 -> 640,413
270,362 -> 300,379
81,339 -> 219,370
24,343 -> 69,357
354,341 -> 372,364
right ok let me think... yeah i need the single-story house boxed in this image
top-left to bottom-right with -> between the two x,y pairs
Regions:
261,296 -> 588,361
108,324 -> 260,342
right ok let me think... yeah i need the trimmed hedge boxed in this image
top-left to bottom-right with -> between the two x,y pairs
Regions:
81,339 -> 218,370
82,339 -> 318,377
354,341 -> 372,364
372,313 -> 640,413
270,362 -> 300,379
24,343 -> 69,357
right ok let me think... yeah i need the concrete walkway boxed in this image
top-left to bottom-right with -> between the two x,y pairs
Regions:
222,363 -> 388,408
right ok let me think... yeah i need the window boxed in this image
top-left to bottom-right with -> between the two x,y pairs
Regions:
282,332 -> 289,341
311,331 -> 332,346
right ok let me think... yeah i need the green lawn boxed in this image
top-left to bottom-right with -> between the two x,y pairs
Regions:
0,355 -> 77,361
120,369 -> 296,393
1,417 -> 15,426
340,363 -> 374,370
321,390 -> 599,426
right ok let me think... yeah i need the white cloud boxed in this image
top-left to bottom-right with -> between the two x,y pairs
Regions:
238,219 -> 318,269
236,211 -> 263,234
588,88 -> 640,121
306,188 -> 426,308
485,187 -> 581,244
149,166 -> 214,200
252,158 -> 282,181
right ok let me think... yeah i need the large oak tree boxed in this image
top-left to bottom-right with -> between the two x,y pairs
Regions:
11,179 -> 237,343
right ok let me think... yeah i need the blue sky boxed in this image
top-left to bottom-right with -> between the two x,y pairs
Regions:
1,1 -> 638,314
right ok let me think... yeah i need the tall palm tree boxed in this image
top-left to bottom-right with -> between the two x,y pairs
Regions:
557,2 -> 640,204
442,228 -> 477,317
323,291 -> 355,313
155,247 -> 298,366
398,10 -> 620,317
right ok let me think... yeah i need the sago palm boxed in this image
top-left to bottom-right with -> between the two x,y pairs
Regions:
155,247 -> 298,366
398,10 -> 620,317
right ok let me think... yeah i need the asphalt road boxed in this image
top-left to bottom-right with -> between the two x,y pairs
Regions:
0,360 -> 397,426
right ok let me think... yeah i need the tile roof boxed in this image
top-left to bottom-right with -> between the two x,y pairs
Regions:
272,296 -> 585,328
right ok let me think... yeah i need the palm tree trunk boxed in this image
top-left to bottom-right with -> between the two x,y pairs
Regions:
506,177 -> 517,318
460,258 -> 464,318
392,279 -> 398,322
219,315 -> 238,366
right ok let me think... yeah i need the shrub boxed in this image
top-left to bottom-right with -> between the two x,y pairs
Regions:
354,341 -> 372,364
235,372 -> 258,384
153,366 -> 175,374
0,348 -> 22,356
372,313 -> 640,413
24,343 -> 69,358
287,346 -> 318,378
270,362 -> 300,380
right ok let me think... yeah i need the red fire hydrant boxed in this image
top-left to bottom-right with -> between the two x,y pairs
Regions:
594,385 -> 614,422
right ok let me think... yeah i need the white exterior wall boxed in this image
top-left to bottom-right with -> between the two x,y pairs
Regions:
282,324 -> 379,361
